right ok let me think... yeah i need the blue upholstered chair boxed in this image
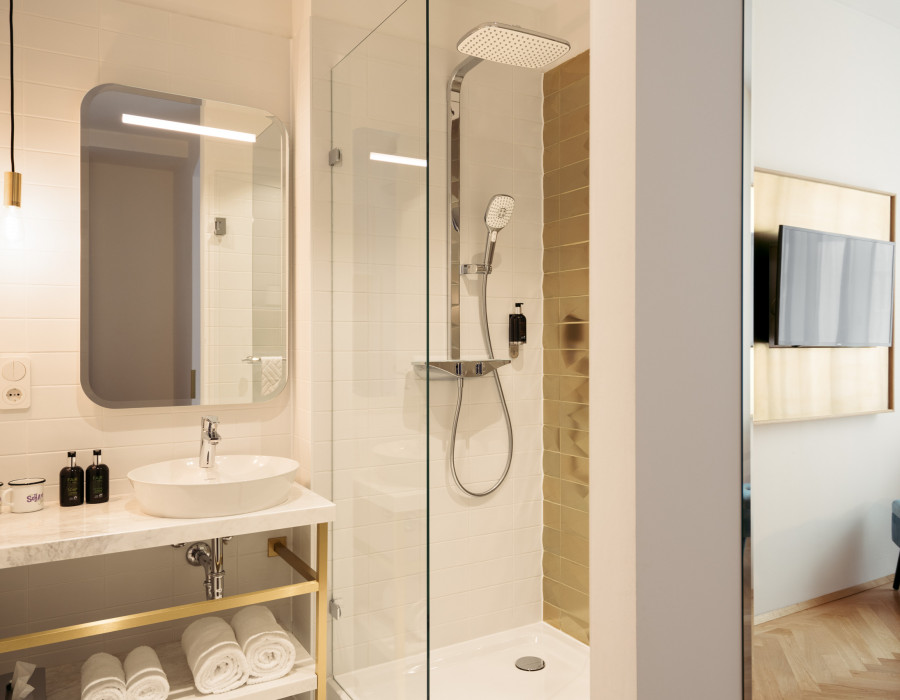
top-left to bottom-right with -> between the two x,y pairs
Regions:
893,500 -> 900,590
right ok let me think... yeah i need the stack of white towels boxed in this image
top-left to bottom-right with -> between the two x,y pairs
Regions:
79,606 -> 295,698
180,606 -> 296,694
80,646 -> 169,700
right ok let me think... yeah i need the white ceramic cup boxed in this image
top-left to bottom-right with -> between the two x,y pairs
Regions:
1,478 -> 45,513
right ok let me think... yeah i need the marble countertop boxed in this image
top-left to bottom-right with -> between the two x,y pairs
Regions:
0,484 -> 335,568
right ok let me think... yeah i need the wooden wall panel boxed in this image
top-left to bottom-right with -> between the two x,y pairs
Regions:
753,170 -> 894,423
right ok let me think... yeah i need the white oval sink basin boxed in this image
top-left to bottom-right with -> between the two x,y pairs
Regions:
128,455 -> 298,518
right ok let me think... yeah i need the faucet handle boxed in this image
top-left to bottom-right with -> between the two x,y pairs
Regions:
201,415 -> 220,438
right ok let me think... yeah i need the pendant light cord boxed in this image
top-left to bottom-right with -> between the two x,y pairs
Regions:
9,0 -> 13,174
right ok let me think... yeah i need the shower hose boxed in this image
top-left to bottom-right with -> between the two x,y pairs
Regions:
449,271 -> 514,497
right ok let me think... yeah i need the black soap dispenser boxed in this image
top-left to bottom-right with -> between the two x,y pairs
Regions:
86,449 -> 109,504
59,451 -> 84,507
509,302 -> 527,358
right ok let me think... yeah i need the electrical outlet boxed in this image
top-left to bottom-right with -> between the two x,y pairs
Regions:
0,357 -> 30,410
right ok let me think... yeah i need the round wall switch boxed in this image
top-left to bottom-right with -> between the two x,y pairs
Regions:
0,357 -> 30,410
1,360 -> 26,382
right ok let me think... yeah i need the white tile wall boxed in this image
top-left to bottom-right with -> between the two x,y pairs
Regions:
0,0 -> 294,673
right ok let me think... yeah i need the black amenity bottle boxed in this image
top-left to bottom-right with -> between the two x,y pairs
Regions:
509,302 -> 527,345
86,449 -> 109,504
59,451 -> 84,506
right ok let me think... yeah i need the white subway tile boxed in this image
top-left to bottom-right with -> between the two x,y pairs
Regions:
21,48 -> 99,90
22,83 -> 83,122
19,0 -> 100,27
29,351 -> 79,386
99,0 -> 169,40
29,385 -> 100,420
17,14 -> 99,60
0,565 -> 28,593
28,318 -> 78,352
25,417 -> 103,454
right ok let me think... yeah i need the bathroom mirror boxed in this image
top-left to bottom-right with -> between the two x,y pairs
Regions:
80,84 -> 288,408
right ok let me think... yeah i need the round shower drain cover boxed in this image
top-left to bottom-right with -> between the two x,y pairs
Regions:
515,656 -> 546,672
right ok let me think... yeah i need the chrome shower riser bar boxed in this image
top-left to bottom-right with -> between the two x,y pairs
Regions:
448,55 -> 483,360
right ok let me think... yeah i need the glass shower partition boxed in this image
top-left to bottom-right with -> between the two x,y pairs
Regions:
330,1 -> 430,698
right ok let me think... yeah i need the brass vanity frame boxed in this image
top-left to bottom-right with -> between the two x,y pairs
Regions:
0,524 -> 329,700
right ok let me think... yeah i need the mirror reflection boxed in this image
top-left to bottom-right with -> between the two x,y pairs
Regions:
80,85 -> 288,408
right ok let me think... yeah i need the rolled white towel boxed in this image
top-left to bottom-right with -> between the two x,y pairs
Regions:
124,646 -> 169,700
182,616 -> 250,694
81,652 -> 126,700
231,606 -> 296,684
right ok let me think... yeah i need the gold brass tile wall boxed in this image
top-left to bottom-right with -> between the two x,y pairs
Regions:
542,50 -> 589,646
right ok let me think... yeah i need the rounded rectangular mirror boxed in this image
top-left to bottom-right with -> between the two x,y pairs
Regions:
80,84 -> 289,408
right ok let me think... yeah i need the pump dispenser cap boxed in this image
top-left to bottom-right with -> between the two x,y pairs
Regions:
93,449 -> 101,456
67,451 -> 75,458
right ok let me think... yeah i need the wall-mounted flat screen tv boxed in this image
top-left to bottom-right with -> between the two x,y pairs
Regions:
774,225 -> 895,347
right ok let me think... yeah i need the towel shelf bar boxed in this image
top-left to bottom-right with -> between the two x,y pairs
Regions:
269,536 -> 318,583
0,581 -> 317,654
242,355 -> 286,363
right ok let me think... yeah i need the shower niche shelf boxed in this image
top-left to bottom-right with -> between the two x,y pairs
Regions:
412,359 -> 510,380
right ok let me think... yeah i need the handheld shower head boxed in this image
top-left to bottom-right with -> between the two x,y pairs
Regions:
483,194 -> 515,270
485,194 -> 515,232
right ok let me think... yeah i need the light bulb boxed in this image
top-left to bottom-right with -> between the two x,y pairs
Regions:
2,203 -> 21,243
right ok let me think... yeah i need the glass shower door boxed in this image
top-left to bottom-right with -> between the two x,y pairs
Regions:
330,1 -> 429,698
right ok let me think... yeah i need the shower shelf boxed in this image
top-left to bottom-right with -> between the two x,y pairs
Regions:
412,359 -> 510,380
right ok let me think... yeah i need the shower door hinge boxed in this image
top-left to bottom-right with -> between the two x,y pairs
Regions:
329,598 -> 342,620
328,148 -> 342,167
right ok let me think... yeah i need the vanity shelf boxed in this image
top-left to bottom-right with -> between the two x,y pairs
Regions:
0,485 -> 335,700
44,635 -> 316,700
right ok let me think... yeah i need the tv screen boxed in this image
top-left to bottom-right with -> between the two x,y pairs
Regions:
774,225 -> 895,347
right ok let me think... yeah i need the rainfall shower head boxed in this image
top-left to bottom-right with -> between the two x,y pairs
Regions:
457,23 -> 570,70
485,194 -> 515,232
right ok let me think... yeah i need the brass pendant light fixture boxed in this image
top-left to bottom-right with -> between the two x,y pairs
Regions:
4,0 -> 20,208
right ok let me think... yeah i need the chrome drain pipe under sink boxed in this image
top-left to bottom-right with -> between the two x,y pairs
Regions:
185,537 -> 229,600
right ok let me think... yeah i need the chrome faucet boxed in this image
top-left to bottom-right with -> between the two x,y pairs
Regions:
199,416 -> 220,468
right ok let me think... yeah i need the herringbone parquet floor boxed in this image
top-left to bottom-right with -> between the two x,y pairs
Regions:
753,584 -> 900,699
